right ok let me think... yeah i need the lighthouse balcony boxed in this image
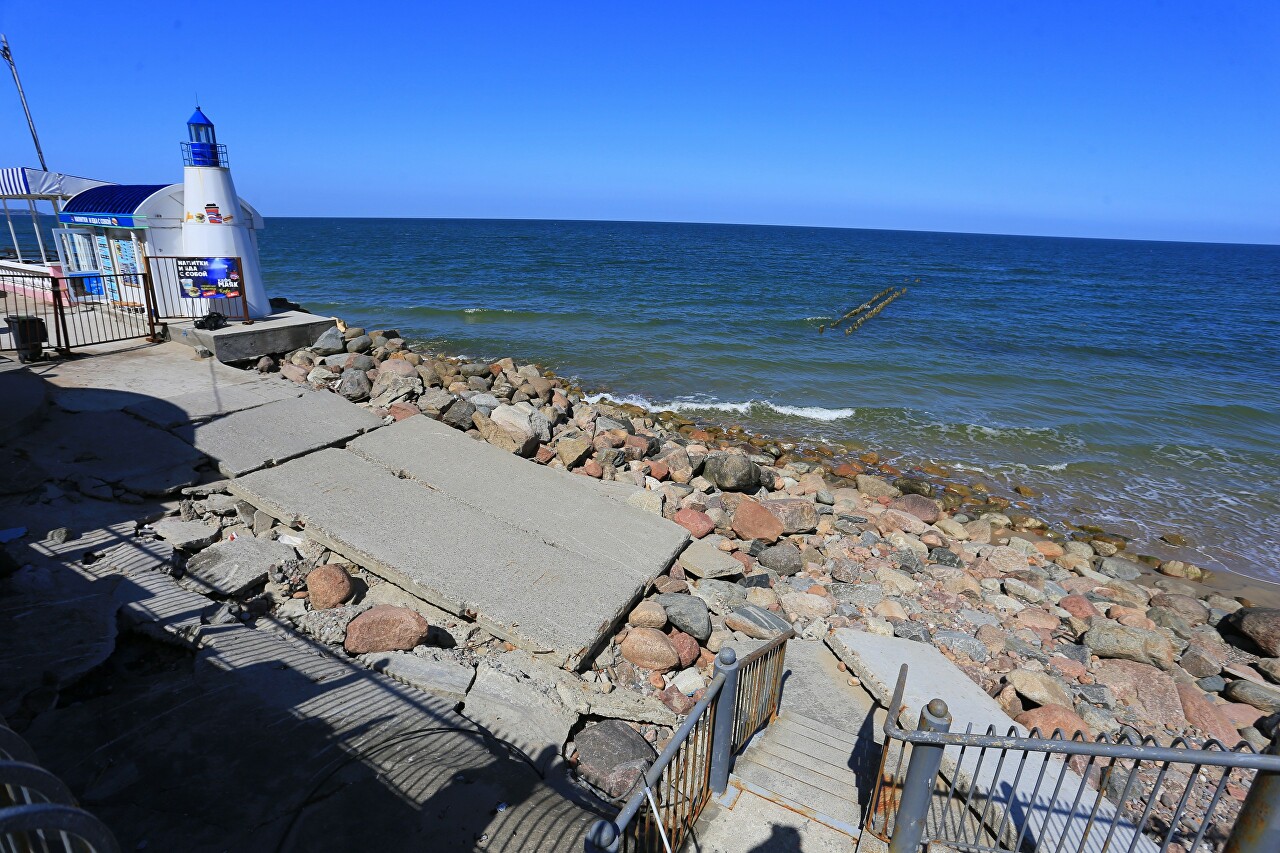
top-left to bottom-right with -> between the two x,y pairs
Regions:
181,142 -> 228,167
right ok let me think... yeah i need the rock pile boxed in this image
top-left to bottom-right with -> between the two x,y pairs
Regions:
159,320 -> 1280,815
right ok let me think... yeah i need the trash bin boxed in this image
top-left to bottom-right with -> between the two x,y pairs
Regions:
4,315 -> 48,363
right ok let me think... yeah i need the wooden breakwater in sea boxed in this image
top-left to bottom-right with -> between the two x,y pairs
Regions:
819,286 -> 907,335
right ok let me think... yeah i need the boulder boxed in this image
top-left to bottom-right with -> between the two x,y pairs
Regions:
888,493 -> 940,524
343,605 -> 430,654
1098,556 -> 1143,581
416,388 -> 455,418
1015,704 -> 1091,738
877,508 -> 927,536
731,498 -> 784,543
620,627 -> 680,672
725,605 -> 792,640
691,578 -> 748,616
556,437 -> 593,468
440,399 -> 477,431
1223,679 -> 1280,714
757,542 -> 803,576
1006,670 -> 1073,708
1236,609 -> 1280,657
311,325 -> 345,355
337,369 -> 372,402
1149,593 -> 1209,626
678,539 -> 742,580
574,720 -> 656,799
779,591 -> 834,621
653,593 -> 712,641
1084,622 -> 1177,670
763,499 -> 819,534
628,600 -> 667,629
306,564 -> 354,610
1094,659 -> 1185,727
673,508 -> 715,539
1176,683 -> 1241,744
668,630 -> 700,668
854,474 -> 900,498
703,454 -> 760,492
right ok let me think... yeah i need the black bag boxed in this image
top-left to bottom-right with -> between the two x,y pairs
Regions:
193,311 -> 228,331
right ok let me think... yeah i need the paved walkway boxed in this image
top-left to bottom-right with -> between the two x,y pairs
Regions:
0,341 -> 618,851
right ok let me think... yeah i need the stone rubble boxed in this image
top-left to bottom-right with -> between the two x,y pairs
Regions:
81,319 -> 1279,831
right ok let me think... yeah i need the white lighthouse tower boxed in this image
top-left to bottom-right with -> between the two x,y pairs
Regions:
180,107 -> 270,318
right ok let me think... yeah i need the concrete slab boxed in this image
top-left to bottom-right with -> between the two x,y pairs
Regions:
125,378 -> 302,428
826,630 -> 1158,853
168,310 -> 336,363
182,390 -> 383,477
229,448 -> 659,668
464,660 -> 579,776
777,640 -> 881,745
347,416 -> 688,583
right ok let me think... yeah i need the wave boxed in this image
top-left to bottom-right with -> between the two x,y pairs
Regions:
584,394 -> 858,422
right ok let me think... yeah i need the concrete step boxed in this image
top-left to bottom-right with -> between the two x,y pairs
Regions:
732,756 -> 860,829
759,724 -> 858,777
747,740 -> 859,800
778,710 -> 862,744
772,713 -> 860,753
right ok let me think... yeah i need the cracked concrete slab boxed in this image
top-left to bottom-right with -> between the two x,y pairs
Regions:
347,415 -> 688,582
180,391 -> 383,477
229,447 -> 656,669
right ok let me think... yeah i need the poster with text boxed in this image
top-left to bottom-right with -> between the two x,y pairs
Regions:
176,257 -> 242,298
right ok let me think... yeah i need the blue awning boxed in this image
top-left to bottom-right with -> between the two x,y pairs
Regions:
62,184 -> 170,215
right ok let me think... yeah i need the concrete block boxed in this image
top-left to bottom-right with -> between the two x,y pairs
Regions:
182,391 -> 383,477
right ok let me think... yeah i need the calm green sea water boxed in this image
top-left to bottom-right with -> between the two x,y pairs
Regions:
260,218 -> 1280,583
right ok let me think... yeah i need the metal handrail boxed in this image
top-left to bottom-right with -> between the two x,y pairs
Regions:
882,664 -> 1280,771
871,664 -> 1280,853
587,630 -> 793,852
0,802 -> 120,853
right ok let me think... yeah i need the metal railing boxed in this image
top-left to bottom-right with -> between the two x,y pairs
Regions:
145,256 -> 250,324
1,719 -> 120,852
864,665 -> 1280,853
586,631 -> 792,853
1,270 -> 157,355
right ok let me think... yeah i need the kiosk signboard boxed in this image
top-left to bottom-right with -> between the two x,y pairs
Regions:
176,257 -> 242,298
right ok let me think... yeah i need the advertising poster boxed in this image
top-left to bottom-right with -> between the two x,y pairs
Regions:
176,257 -> 242,298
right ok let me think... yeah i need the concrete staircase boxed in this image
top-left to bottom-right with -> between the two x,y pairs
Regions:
729,710 -> 864,837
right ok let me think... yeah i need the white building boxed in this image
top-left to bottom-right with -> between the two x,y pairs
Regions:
2,108 -> 269,319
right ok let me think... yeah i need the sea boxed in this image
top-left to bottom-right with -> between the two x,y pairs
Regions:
258,218 -> 1280,585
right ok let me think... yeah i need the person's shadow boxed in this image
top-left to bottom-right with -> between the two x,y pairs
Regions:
747,825 -> 804,852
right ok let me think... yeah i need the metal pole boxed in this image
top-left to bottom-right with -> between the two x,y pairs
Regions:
889,698 -> 952,853
27,198 -> 47,264
1224,731 -> 1280,853
709,647 -> 740,797
2,197 -> 22,262
1,35 -> 49,172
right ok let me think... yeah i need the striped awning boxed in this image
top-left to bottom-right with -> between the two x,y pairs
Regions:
0,167 -> 113,200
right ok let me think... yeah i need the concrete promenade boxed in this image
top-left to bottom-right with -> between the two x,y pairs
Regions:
2,340 -> 670,851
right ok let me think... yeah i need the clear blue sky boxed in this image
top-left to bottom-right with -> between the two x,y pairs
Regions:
2,1 -> 1277,243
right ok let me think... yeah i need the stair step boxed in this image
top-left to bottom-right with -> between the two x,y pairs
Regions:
747,740 -> 860,799
771,714 -> 860,753
753,726 -> 858,778
732,758 -> 860,826
778,710 -> 863,745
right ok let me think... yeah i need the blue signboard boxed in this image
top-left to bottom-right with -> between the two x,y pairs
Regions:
57,212 -> 147,228
176,257 -> 242,298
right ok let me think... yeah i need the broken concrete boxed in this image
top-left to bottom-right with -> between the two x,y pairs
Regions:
181,390 -> 383,477
231,448 -> 660,668
179,537 -> 297,597
346,416 -> 688,582
357,651 -> 475,703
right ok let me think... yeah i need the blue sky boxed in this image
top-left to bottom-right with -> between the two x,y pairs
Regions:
2,1 -> 1277,243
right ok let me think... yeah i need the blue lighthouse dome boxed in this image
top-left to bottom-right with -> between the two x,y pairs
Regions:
184,106 -> 223,167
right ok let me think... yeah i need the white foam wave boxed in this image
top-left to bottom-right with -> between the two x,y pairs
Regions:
583,394 -> 857,422
461,307 -> 518,314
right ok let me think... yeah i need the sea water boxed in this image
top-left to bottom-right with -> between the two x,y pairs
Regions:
260,218 -> 1280,584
